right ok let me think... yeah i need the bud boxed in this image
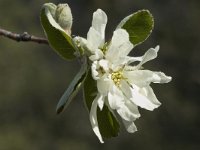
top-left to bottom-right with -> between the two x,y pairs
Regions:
43,3 -> 57,18
55,4 -> 73,35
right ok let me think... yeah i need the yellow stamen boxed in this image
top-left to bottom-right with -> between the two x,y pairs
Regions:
111,71 -> 123,87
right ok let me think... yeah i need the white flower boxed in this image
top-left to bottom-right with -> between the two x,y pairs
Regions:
73,9 -> 171,143
89,29 -> 172,143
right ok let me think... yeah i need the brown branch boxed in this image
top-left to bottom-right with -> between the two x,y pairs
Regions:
0,28 -> 49,45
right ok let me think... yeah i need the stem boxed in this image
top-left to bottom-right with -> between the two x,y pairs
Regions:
0,27 -> 49,45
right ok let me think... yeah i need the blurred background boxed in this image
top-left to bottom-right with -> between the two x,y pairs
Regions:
0,0 -> 200,149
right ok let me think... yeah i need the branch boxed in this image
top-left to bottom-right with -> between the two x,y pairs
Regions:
0,27 -> 49,45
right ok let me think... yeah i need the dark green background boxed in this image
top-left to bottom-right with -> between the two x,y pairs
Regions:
0,0 -> 199,149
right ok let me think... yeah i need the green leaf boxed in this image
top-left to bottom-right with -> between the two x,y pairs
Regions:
117,10 -> 154,45
56,59 -> 88,114
97,106 -> 120,138
83,69 -> 120,139
40,3 -> 76,60
83,69 -> 97,110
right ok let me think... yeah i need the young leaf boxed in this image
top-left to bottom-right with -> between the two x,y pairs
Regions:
40,3 -> 76,60
83,69 -> 120,139
117,10 -> 154,46
56,60 -> 88,114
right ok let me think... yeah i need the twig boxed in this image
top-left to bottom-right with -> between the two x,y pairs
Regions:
0,28 -> 49,45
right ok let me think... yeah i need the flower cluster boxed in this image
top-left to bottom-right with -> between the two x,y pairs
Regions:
73,9 -> 172,143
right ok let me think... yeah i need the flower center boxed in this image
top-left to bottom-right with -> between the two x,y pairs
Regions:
111,71 -> 123,86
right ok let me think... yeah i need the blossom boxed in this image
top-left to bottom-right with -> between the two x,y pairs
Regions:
91,30 -> 171,143
74,9 -> 172,143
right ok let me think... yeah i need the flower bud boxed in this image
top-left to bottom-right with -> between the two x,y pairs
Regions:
55,4 -> 73,35
44,3 -> 57,17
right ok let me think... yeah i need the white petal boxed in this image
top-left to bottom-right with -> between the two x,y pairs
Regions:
108,85 -> 124,110
110,56 -> 138,70
90,95 -> 104,143
123,69 -> 172,87
137,45 -> 159,68
121,80 -> 159,111
122,120 -> 137,133
151,71 -> 172,83
87,9 -> 107,50
112,55 -> 143,70
97,94 -> 105,110
106,29 -> 133,63
89,49 -> 104,61
124,56 -> 143,65
97,77 -> 111,96
91,61 -> 100,80
117,100 -> 140,122
139,86 -> 161,106
130,85 -> 160,111
87,27 -> 102,50
91,9 -> 107,42
120,80 -> 133,98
